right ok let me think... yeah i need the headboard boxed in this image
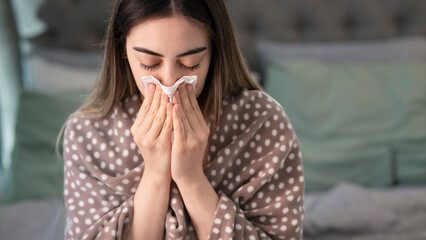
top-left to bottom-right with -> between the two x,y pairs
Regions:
225,0 -> 426,71
28,0 -> 426,71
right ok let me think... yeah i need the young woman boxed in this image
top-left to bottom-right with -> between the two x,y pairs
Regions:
62,0 -> 304,239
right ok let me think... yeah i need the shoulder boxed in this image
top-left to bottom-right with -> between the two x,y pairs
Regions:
223,88 -> 294,129
65,94 -> 140,137
63,94 -> 141,170
211,88 -> 299,158
209,89 -> 304,199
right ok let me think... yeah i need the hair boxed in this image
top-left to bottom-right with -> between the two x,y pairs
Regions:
57,0 -> 260,154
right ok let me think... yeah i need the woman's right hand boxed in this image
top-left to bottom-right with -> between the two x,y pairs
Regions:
131,83 -> 173,179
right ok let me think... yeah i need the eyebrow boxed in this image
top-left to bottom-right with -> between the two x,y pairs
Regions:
133,46 -> 207,58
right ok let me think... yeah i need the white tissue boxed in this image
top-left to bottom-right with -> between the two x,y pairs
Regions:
141,75 -> 197,102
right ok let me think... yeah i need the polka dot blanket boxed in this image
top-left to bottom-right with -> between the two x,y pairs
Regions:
63,88 -> 305,239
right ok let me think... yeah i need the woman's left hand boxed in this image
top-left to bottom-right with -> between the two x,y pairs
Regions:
171,84 -> 210,184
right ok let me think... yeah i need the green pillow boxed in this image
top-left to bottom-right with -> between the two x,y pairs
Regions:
263,60 -> 426,191
1,89 -> 87,205
395,142 -> 426,184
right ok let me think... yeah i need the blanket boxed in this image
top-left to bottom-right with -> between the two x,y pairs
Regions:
63,88 -> 305,239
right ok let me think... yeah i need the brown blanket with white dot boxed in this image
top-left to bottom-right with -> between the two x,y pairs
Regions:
63,88 -> 304,239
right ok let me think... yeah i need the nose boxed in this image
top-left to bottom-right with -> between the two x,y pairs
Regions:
156,63 -> 182,87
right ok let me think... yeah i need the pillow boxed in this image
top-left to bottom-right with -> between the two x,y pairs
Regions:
25,47 -> 102,91
263,60 -> 426,191
395,142 -> 426,184
34,0 -> 112,50
0,89 -> 87,205
256,37 -> 426,75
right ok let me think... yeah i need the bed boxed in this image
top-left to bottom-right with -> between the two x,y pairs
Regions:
0,0 -> 426,239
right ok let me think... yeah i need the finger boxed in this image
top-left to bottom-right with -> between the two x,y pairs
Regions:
140,85 -> 162,130
173,104 -> 186,142
186,84 -> 208,128
177,84 -> 198,131
135,83 -> 155,126
173,90 -> 182,106
173,91 -> 193,132
159,102 -> 173,143
179,103 -> 193,137
147,92 -> 168,138
178,84 -> 192,115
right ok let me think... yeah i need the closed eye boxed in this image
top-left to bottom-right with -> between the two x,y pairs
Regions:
140,63 -> 160,71
180,63 -> 200,71
140,62 -> 200,71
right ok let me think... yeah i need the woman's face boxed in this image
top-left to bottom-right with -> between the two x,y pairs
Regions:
126,15 -> 212,98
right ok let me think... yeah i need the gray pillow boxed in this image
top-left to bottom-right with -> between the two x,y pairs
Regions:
25,47 -> 102,92
35,0 -> 112,50
256,37 -> 426,74
0,198 -> 66,240
32,47 -> 103,69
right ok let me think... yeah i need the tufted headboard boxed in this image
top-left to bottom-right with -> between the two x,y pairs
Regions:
225,0 -> 426,71
29,0 -> 426,70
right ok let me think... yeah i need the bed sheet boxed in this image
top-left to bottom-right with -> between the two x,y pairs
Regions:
0,198 -> 66,240
304,182 -> 426,240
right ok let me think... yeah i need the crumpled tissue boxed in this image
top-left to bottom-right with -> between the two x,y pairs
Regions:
141,75 -> 197,102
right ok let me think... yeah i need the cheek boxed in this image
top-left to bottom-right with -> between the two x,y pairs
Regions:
128,60 -> 146,96
135,79 -> 146,97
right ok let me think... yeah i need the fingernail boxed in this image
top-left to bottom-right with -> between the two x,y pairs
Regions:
167,103 -> 172,112
148,83 -> 155,92
186,84 -> 193,93
179,84 -> 186,92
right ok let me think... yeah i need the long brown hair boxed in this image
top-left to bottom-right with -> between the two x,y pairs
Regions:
59,0 -> 259,148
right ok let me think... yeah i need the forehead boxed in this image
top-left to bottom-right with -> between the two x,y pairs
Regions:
126,15 -> 209,52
